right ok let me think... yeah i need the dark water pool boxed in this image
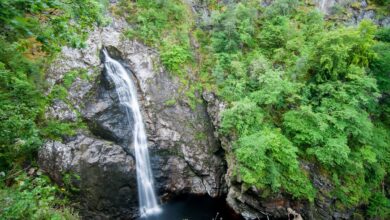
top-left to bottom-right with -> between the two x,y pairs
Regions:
138,195 -> 244,220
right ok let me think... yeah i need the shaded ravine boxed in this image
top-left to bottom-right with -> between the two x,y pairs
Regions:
102,49 -> 161,217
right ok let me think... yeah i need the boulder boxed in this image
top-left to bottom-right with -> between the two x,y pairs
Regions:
39,133 -> 137,219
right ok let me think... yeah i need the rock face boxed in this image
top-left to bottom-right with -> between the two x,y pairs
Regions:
39,133 -> 138,219
38,8 -> 225,219
315,0 -> 390,27
83,63 -> 135,152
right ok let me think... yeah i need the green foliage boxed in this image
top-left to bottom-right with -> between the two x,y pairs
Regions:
206,0 -> 390,213
0,172 -> 78,220
235,128 -> 315,200
61,68 -> 89,89
370,30 -> 390,127
160,44 -> 192,75
257,16 -> 290,53
0,0 -> 388,218
250,69 -> 302,107
62,172 -> 81,194
118,0 -> 200,105
221,98 -> 263,136
373,0 -> 390,7
118,0 -> 186,45
50,84 -> 69,101
0,48 -> 44,170
367,192 -> 390,218
39,120 -> 77,140
195,132 -> 207,141
0,0 -> 108,51
211,3 -> 257,53
0,0 -> 104,217
309,20 -> 377,82
375,27 -> 390,42
0,0 -> 106,171
263,0 -> 300,17
164,98 -> 177,106
63,71 -> 78,89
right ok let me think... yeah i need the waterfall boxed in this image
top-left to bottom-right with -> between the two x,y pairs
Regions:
320,0 -> 327,11
102,50 -> 162,217
317,0 -> 334,13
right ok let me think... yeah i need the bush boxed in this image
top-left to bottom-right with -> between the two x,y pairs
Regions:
0,53 -> 44,170
0,172 -> 79,220
235,128 -> 315,200
367,193 -> 390,218
160,45 -> 192,75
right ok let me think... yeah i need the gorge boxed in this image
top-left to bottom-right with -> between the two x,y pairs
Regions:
35,0 -> 390,219
1,0 -> 389,220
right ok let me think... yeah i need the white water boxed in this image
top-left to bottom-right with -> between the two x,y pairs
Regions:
320,0 -> 327,11
102,50 -> 162,217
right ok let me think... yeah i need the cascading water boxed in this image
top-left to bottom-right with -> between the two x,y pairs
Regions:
317,0 -> 332,12
102,49 -> 162,217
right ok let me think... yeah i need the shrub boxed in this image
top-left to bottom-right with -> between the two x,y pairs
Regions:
0,172 -> 79,220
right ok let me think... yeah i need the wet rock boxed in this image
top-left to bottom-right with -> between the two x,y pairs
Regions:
82,69 -> 134,151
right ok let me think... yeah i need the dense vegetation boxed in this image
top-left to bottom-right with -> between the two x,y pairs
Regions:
117,0 -> 390,218
212,2 -> 390,217
1,0 -> 389,219
0,0 -> 107,218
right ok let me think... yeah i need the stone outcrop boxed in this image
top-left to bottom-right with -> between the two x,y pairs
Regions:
39,134 -> 137,219
315,0 -> 390,27
38,8 -> 225,219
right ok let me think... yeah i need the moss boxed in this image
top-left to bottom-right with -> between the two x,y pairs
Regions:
63,70 -> 78,89
39,120 -> 77,140
63,68 -> 91,89
195,132 -> 207,141
50,84 -> 68,101
351,2 -> 362,9
351,212 -> 365,220
164,98 -> 177,106
79,68 -> 90,81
